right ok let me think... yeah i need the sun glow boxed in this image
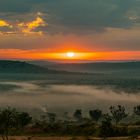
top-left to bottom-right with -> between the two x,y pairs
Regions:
66,52 -> 75,58
1,49 -> 140,61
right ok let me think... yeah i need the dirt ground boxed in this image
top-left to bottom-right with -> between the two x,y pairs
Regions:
3,136 -> 140,140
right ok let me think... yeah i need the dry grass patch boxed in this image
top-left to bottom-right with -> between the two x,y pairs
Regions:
0,136 -> 139,140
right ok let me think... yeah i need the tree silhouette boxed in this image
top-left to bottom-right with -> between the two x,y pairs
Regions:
109,105 -> 128,126
99,114 -> 113,138
0,107 -> 17,140
16,112 -> 32,129
47,113 -> 56,123
63,112 -> 70,122
89,109 -> 102,123
134,105 -> 140,116
0,108 -> 32,140
73,109 -> 82,121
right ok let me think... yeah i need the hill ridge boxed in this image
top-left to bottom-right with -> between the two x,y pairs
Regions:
0,60 -> 60,73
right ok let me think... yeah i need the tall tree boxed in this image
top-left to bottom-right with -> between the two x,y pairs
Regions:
0,107 -> 17,140
109,105 -> 128,126
0,108 -> 32,140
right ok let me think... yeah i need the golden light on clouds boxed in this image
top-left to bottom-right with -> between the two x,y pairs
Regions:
0,20 -> 12,28
0,16 -> 47,35
27,17 -> 46,29
17,17 -> 47,35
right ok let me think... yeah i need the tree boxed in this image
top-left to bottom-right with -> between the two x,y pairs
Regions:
89,109 -> 102,123
63,112 -> 70,122
0,108 -> 32,140
0,107 -> 17,140
47,113 -> 56,123
17,112 -> 32,129
109,105 -> 128,126
73,109 -> 82,121
134,105 -> 140,116
99,114 -> 113,138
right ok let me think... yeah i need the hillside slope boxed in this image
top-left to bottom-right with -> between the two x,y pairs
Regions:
0,60 -> 61,73
30,61 -> 140,75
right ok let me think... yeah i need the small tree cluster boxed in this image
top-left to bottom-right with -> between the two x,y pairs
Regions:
0,107 -> 32,140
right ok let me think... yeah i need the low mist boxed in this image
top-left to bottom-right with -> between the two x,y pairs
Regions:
0,82 -> 139,113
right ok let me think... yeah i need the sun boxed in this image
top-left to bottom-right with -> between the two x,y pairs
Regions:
66,52 -> 75,58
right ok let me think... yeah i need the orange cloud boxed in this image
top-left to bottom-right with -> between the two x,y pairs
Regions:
0,20 -> 12,28
0,17 -> 47,35
27,17 -> 46,29
17,17 -> 47,35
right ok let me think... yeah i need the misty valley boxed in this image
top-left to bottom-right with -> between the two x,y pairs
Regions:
0,61 -> 140,139
0,61 -> 140,115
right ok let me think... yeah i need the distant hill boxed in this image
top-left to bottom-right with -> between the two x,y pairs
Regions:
29,61 -> 140,74
0,60 -> 63,73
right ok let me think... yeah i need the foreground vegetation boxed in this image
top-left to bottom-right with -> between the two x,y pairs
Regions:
0,105 -> 140,140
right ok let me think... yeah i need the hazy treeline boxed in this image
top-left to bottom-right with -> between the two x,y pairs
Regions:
0,105 -> 140,139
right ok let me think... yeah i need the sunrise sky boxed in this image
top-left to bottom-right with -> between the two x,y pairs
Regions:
0,0 -> 140,61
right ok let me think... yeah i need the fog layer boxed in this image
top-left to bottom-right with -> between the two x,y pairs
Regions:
0,82 -> 139,113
